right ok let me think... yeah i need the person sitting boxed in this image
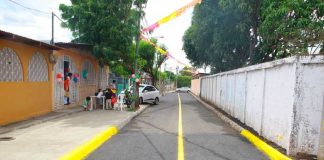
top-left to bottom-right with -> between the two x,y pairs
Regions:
82,96 -> 91,111
104,87 -> 113,110
124,90 -> 132,108
95,89 -> 104,109
111,92 -> 117,109
97,89 -> 103,97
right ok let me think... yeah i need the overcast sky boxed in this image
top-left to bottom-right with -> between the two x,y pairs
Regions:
0,0 -> 208,73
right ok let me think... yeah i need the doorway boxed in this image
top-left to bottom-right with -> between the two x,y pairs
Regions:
54,55 -> 79,110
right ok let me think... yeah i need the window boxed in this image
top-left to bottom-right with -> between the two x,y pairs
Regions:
98,67 -> 108,89
81,60 -> 95,85
147,86 -> 156,92
143,86 -> 149,92
0,47 -> 23,82
28,52 -> 48,82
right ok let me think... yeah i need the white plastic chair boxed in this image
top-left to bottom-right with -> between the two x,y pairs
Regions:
115,94 -> 125,111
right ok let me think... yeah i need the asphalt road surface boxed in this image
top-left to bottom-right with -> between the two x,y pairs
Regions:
87,92 -> 268,160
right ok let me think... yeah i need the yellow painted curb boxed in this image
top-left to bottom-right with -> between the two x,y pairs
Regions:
59,126 -> 118,160
240,129 -> 292,160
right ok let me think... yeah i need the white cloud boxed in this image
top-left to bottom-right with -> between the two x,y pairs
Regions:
0,0 -> 72,42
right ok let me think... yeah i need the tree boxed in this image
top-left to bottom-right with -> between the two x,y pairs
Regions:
179,66 -> 193,76
60,0 -> 147,76
138,39 -> 167,86
177,76 -> 191,88
183,0 -> 251,73
258,0 -> 324,61
184,0 -> 323,73
164,71 -> 176,82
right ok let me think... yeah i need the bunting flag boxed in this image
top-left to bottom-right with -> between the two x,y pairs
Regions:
142,0 -> 202,33
140,35 -> 190,67
140,35 -> 167,55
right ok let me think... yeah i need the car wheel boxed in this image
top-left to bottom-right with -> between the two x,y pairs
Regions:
153,97 -> 159,105
139,97 -> 143,104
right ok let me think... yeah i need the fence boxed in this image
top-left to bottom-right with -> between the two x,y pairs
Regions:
200,55 -> 324,157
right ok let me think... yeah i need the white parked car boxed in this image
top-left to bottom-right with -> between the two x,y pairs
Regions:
120,84 -> 160,105
176,87 -> 191,93
139,84 -> 160,105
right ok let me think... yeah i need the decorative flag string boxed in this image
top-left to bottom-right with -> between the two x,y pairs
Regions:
141,0 -> 202,33
140,0 -> 202,67
140,35 -> 168,55
141,35 -> 189,67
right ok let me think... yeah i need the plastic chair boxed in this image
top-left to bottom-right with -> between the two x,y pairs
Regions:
115,94 -> 125,111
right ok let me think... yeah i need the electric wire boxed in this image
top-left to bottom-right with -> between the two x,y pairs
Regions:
7,0 -> 51,14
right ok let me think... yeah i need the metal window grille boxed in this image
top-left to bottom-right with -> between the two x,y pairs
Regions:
28,52 -> 48,82
81,60 -> 95,85
0,48 -> 23,82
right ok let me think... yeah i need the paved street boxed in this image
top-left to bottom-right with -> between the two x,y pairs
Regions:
87,92 -> 268,160
0,106 -> 147,160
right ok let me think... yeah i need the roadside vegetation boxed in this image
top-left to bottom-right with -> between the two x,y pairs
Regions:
183,0 -> 323,73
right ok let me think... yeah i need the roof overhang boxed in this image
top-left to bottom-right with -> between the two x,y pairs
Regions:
0,30 -> 61,51
55,42 -> 94,51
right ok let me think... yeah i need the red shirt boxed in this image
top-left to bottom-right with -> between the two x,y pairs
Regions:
64,79 -> 70,91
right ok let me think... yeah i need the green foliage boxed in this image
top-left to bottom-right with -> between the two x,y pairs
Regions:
164,71 -> 176,81
179,66 -> 193,76
183,0 -> 251,73
158,71 -> 168,81
139,39 -> 167,85
60,0 -> 147,77
183,0 -> 323,73
177,76 -> 191,88
258,0 -> 324,61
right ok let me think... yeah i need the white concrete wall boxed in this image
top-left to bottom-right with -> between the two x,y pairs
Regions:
319,107 -> 324,159
294,62 -> 324,155
200,55 -> 324,156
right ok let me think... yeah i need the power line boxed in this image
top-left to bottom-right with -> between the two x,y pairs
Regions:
7,0 -> 51,14
7,0 -> 65,23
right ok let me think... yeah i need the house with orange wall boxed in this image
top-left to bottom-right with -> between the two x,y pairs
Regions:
0,30 -> 109,125
0,30 -> 60,125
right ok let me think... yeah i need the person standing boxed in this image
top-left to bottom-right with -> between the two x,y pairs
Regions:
104,87 -> 113,109
111,80 -> 117,89
64,76 -> 70,105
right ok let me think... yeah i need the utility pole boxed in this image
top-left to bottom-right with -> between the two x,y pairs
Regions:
176,66 -> 179,89
133,4 -> 142,109
51,12 -> 54,45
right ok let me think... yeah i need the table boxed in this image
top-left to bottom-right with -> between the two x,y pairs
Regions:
89,96 -> 106,111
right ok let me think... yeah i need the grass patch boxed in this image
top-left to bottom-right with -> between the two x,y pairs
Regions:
125,108 -> 136,112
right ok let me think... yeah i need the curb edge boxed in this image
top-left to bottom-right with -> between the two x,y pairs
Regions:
189,92 -> 292,160
59,105 -> 149,160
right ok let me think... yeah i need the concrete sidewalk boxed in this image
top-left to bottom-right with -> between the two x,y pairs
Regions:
0,107 -> 84,135
0,105 -> 148,160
